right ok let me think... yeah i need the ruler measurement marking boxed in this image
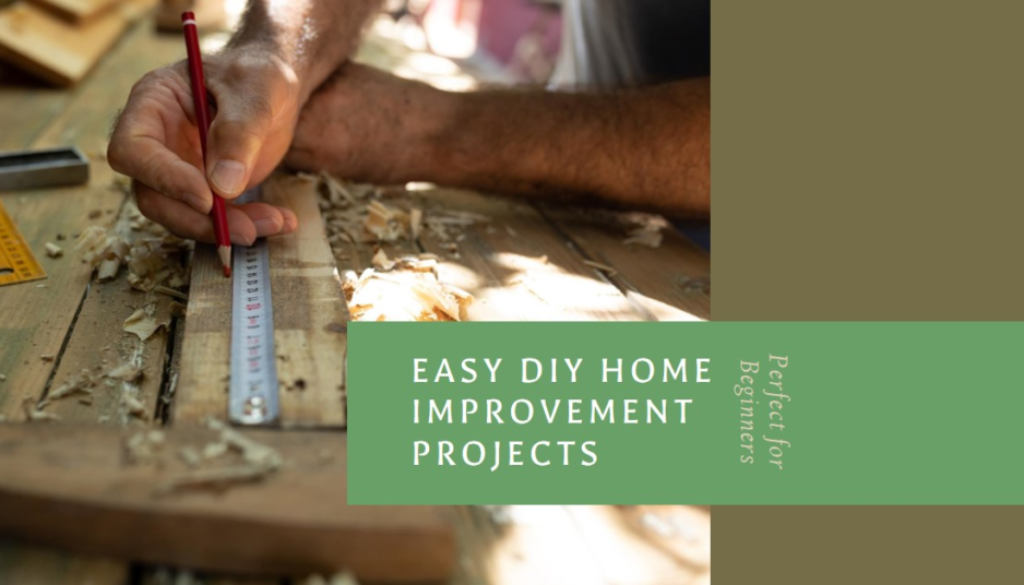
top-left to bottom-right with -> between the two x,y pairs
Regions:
0,199 -> 45,286
228,188 -> 280,425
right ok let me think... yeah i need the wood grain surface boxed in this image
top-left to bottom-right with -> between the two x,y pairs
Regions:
0,423 -> 456,581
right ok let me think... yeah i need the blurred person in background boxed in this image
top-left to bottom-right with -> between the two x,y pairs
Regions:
108,0 -> 709,246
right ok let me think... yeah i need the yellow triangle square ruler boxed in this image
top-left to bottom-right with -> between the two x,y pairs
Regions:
0,199 -> 45,287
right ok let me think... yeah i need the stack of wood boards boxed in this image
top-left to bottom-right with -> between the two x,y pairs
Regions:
0,0 -> 154,85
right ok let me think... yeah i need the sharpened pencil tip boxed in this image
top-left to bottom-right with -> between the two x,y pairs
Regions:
217,245 -> 232,278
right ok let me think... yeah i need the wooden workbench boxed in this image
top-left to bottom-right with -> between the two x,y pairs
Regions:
0,14 -> 710,585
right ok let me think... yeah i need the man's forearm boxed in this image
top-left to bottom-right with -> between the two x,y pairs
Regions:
424,78 -> 710,217
229,0 -> 382,102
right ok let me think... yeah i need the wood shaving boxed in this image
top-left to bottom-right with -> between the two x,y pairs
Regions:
179,446 -> 201,468
582,259 -> 619,276
169,301 -> 187,318
157,465 -> 278,495
22,397 -> 60,422
125,430 -> 165,465
40,368 -> 98,408
623,225 -> 664,248
371,248 -> 396,271
123,303 -> 167,341
157,419 -> 282,495
202,441 -> 229,460
122,393 -> 147,420
343,263 -> 473,322
154,285 -> 188,301
44,242 -> 63,258
107,362 -> 143,382
97,258 -> 120,281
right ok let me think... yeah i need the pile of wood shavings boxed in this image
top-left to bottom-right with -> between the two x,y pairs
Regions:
305,171 -> 488,260
343,249 -> 473,321
304,171 -> 480,321
75,199 -> 191,292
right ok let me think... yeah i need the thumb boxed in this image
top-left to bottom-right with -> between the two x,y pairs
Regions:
205,95 -> 272,198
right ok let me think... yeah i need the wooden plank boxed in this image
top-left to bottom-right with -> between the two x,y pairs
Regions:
0,178 -> 120,422
540,205 -> 711,321
26,21 -> 183,425
0,424 -> 456,581
0,541 -> 128,584
0,2 -> 128,86
175,175 -> 347,427
170,243 -> 229,424
27,0 -> 122,23
42,274 -> 176,425
414,188 -> 648,321
0,19 -> 183,421
261,176 -> 347,426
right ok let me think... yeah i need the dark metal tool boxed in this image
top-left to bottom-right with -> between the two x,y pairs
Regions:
0,146 -> 90,191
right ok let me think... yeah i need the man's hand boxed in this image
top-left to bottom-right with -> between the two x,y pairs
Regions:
108,0 -> 384,242
108,47 -> 301,245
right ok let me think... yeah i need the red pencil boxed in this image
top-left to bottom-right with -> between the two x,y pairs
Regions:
181,11 -> 232,278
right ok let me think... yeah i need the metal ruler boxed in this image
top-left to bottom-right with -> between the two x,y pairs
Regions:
229,188 -> 280,425
0,199 -> 45,287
